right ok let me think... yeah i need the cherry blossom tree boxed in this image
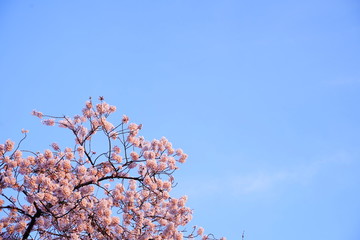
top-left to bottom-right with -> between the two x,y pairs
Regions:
0,97 -> 224,240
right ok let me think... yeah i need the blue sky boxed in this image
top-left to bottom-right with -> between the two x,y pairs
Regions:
1,0 -> 360,239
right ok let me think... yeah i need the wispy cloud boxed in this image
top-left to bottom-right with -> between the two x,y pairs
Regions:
178,151 -> 355,199
230,151 -> 354,196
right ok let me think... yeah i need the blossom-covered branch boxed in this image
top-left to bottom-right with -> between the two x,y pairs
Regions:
0,97 -> 225,240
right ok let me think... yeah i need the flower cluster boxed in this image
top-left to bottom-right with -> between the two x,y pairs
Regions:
0,98 -> 225,240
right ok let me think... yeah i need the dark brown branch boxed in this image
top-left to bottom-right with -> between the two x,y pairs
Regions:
74,174 -> 142,190
22,203 -> 42,240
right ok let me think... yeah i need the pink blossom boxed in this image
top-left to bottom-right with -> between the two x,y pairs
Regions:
122,114 -> 129,123
197,227 -> 204,236
128,162 -> 137,169
85,100 -> 92,109
111,153 -> 122,163
113,146 -> 121,154
21,129 -> 29,133
14,150 -> 22,159
44,149 -> 53,159
77,146 -> 85,158
51,142 -> 60,151
109,105 -> 117,113
82,108 -> 93,118
77,165 -> 87,175
32,110 -> 43,118
128,123 -> 138,131
42,119 -> 55,126
96,102 -> 110,114
179,153 -> 188,163
62,160 -> 72,170
158,162 -> 167,171
146,159 -> 157,170
110,132 -> 118,140
59,119 -> 72,128
5,139 -> 14,152
175,148 -> 183,156
163,181 -> 172,189
130,151 -> 139,160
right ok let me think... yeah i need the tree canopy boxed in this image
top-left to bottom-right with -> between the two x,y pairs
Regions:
0,97 -> 224,240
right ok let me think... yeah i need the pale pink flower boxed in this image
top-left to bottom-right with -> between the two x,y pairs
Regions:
128,162 -> 137,169
21,129 -> 29,133
36,192 -> 45,200
142,202 -> 151,211
77,146 -> 85,158
14,150 -> 22,159
163,191 -> 170,199
129,180 -> 137,190
178,153 -> 188,163
130,151 -> 139,161
168,157 -> 177,170
82,108 -> 93,118
109,105 -> 117,113
5,139 -> 14,152
73,115 -> 82,124
122,114 -> 129,123
77,126 -> 88,138
146,159 -> 157,170
110,132 -> 118,140
138,164 -> 147,176
103,166 -> 111,174
128,123 -> 138,131
175,232 -> 183,240
157,162 -> 167,171
77,165 -> 87,175
42,119 -> 55,126
91,119 -> 100,129
44,149 -> 53,159
160,155 -> 168,162
143,176 -> 152,185
89,167 -> 97,175
58,119 -> 72,128
65,152 -> 74,160
163,181 -> 172,189
27,156 -> 35,164
111,153 -> 122,163
99,117 -> 114,132
32,110 -> 43,118
51,142 -> 60,151
143,151 -> 155,160
113,146 -> 121,154
62,160 -> 72,170
149,182 -> 157,191
175,148 -> 183,156
168,148 -> 175,155
111,216 -> 120,225
2,156 -> 10,164
85,100 -> 92,109
115,183 -> 124,192
131,137 -> 141,146
197,227 -> 204,236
